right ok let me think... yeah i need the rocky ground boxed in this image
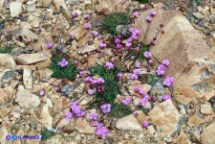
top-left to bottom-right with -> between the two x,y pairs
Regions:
0,0 -> 215,144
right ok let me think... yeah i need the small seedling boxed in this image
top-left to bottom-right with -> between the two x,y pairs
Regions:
50,56 -> 77,80
102,12 -> 131,35
0,45 -> 14,54
40,128 -> 55,141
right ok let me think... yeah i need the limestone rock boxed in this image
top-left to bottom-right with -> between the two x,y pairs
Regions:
149,99 -> 180,137
201,123 -> 215,144
52,0 -> 68,11
174,132 -> 192,144
187,114 -> 205,126
16,52 -> 48,65
116,113 -> 144,131
37,0 -> 52,7
75,118 -> 96,134
149,12 -> 215,100
0,89 -> 7,103
200,103 -> 213,115
0,0 -> 4,11
10,2 -> 22,17
16,28 -> 38,42
23,69 -> 33,89
0,125 -> 8,144
0,54 -> 16,69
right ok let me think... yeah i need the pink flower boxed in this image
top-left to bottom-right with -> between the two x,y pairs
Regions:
140,95 -> 149,106
163,76 -> 174,87
150,9 -> 156,17
96,77 -> 105,84
144,51 -> 152,58
84,23 -> 91,29
146,16 -> 153,23
135,61 -> 141,68
156,64 -> 167,76
84,76 -> 93,83
71,101 -> 86,117
58,58 -> 69,68
133,11 -> 140,18
95,126 -> 109,138
79,70 -> 87,77
130,73 -> 138,80
99,42 -> 106,48
122,97 -> 131,105
46,42 -> 54,49
92,31 -> 99,37
162,94 -> 171,101
114,37 -> 120,44
72,11 -> 78,17
133,69 -> 140,75
87,89 -> 95,96
117,73 -> 124,80
148,59 -> 153,64
39,89 -> 45,96
116,44 -> 123,49
83,14 -> 90,20
92,121 -> 104,127
65,112 -> 73,121
100,103 -> 111,114
142,120 -> 149,128
162,59 -> 170,66
69,32 -> 75,38
104,62 -> 114,70
125,41 -> 132,47
89,112 -> 98,120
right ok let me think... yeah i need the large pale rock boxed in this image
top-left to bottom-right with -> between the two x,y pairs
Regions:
16,28 -> 38,42
0,54 -> 16,69
95,0 -> 129,15
10,2 -> 22,17
116,113 -> 144,131
75,118 -> 96,134
201,123 -> 215,144
136,9 -> 215,100
16,52 -> 48,65
52,0 -> 67,11
40,98 -> 53,129
149,99 -> 180,137
23,69 -> 33,89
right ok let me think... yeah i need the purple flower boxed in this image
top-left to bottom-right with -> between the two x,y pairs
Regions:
39,89 -> 45,96
114,37 -> 120,44
156,64 -> 167,76
96,77 -> 105,85
122,97 -> 131,105
125,41 -> 132,47
72,11 -> 78,17
144,51 -> 152,58
104,62 -> 114,70
65,112 -> 73,121
116,43 -> 123,49
87,89 -> 95,96
117,73 -> 124,80
130,73 -> 138,80
146,16 -> 153,23
92,121 -> 104,127
89,112 -> 98,120
163,76 -> 174,87
100,103 -> 111,114
46,42 -> 54,49
135,61 -> 141,68
150,9 -> 156,17
95,126 -> 109,138
58,58 -> 69,68
69,32 -> 75,38
84,23 -> 91,29
99,42 -> 106,48
133,69 -> 140,75
83,14 -> 90,20
71,101 -> 85,117
92,31 -> 99,37
79,70 -> 88,77
133,11 -> 140,18
162,94 -> 171,101
140,95 -> 149,106
84,76 -> 93,83
148,59 -> 153,64
142,120 -> 149,128
162,59 -> 170,66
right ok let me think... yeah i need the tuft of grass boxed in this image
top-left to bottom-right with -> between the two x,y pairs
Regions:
127,44 -> 150,61
143,74 -> 160,86
136,0 -> 149,3
40,128 -> 55,141
89,64 -> 121,105
102,12 -> 131,35
110,103 -> 132,118
50,56 -> 77,80
0,45 -> 14,54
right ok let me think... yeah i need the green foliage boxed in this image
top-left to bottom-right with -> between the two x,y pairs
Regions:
89,64 -> 121,105
102,12 -> 131,35
143,74 -> 160,86
127,44 -> 150,61
0,45 -> 14,54
190,0 -> 202,5
40,128 -> 55,141
110,103 -> 132,118
50,56 -> 77,80
136,0 -> 149,3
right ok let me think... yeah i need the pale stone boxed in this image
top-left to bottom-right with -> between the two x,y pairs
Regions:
0,89 -> 7,103
187,114 -> 205,126
70,25 -> 87,41
174,132 -> 192,144
0,0 -> 4,11
0,54 -> 16,69
200,103 -> 213,115
37,0 -> 52,7
175,95 -> 192,106
0,126 -> 8,144
16,52 -> 48,65
78,44 -> 97,54
149,99 -> 180,137
116,114 -> 144,131
40,98 -> 53,129
193,12 -> 204,19
75,118 -> 96,134
23,69 -> 33,89
26,0 -> 37,12
201,123 -> 215,144
52,0 -> 68,10
10,2 -> 22,17
16,28 -> 38,42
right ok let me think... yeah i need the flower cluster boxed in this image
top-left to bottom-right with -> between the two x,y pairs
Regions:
140,94 -> 149,106
46,42 -> 54,49
84,23 -> 91,29
104,62 -> 114,70
156,59 -> 170,76
122,97 -> 131,105
84,76 -> 105,93
146,9 -> 157,23
100,103 -> 111,114
70,101 -> 86,117
163,76 -> 174,87
162,94 -> 171,101
58,58 -> 69,68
